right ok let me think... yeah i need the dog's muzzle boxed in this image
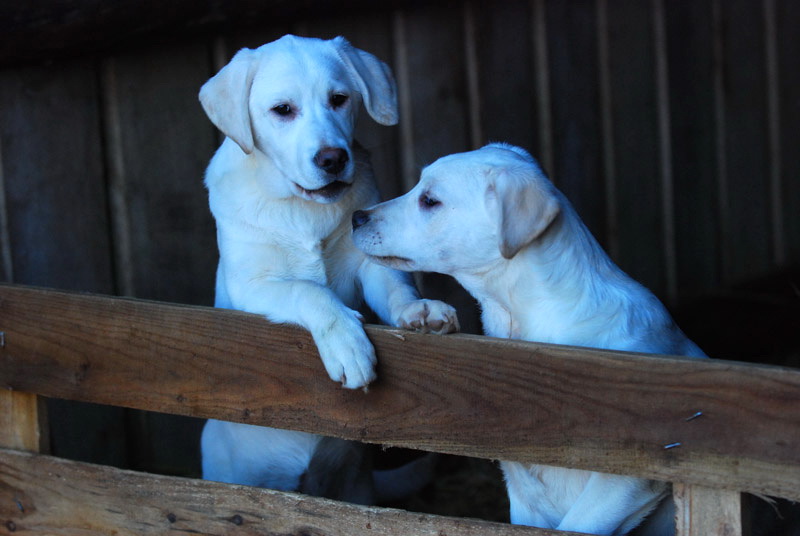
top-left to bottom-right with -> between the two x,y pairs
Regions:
290,147 -> 353,204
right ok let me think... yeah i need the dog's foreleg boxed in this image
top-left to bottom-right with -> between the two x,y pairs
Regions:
228,277 -> 377,389
555,473 -> 668,535
358,261 -> 459,334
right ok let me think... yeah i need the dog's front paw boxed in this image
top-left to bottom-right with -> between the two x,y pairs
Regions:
313,308 -> 377,390
395,299 -> 460,335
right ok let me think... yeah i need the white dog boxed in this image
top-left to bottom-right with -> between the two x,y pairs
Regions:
352,143 -> 707,535
198,35 -> 458,501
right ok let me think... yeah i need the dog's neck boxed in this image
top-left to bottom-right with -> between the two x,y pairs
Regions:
454,202 -> 628,341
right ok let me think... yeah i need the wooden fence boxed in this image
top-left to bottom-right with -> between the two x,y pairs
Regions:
1,284 -> 798,535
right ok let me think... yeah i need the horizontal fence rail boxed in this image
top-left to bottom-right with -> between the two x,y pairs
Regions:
0,284 -> 799,503
1,448 -> 582,536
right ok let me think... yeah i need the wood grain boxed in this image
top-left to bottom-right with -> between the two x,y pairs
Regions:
0,392 -> 44,453
674,483 -> 742,536
716,0 -> 772,284
0,59 -> 130,469
663,0 -> 722,297
0,285 -> 799,500
0,61 -> 113,293
473,0 -> 539,152
543,0 -> 608,247
775,0 -> 800,267
0,448 -> 579,536
104,43 -> 218,306
602,0 -> 668,298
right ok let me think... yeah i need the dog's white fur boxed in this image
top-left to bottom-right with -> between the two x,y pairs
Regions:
352,143 -> 706,535
198,35 -> 457,496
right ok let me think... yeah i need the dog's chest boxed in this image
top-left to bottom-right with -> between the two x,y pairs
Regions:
282,224 -> 363,306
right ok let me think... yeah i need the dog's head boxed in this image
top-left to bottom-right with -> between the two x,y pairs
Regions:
199,35 -> 398,204
352,143 -> 560,274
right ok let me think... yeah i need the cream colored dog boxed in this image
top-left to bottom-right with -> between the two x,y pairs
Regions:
199,35 -> 457,500
352,143 -> 706,535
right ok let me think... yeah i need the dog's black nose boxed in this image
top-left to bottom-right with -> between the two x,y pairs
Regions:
314,147 -> 349,175
352,210 -> 370,230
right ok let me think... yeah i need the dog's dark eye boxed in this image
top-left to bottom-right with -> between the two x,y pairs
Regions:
419,194 -> 440,209
272,104 -> 293,117
330,93 -> 349,108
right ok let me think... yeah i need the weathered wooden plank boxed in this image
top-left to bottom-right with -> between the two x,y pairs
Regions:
0,285 -> 799,500
664,0 -> 722,299
543,0 -> 607,247
396,4 -> 471,176
0,62 -> 113,293
0,59 -> 130,468
717,0 -> 772,285
674,483 -> 742,536
775,0 -> 800,267
104,43 -> 218,306
0,392 -> 44,453
602,0 -> 668,299
0,448 -> 574,536
0,144 -> 11,284
102,42 -> 220,476
472,0 -> 539,153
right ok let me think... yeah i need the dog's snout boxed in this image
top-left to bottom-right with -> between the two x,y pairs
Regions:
314,147 -> 349,175
352,210 -> 370,230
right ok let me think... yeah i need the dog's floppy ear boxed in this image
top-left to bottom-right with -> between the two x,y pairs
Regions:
487,164 -> 561,259
333,36 -> 399,126
199,48 -> 258,154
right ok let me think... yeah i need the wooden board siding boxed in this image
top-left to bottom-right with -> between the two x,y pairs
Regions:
543,0 -> 608,249
0,59 -> 131,470
101,41 -> 220,476
0,61 -> 113,293
473,0 -> 540,153
102,42 -> 218,306
716,0 -> 773,284
664,0 -> 722,298
775,0 -> 800,267
602,0 -> 668,298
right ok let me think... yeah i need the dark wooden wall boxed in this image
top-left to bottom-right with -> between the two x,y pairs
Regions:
1,0 -> 799,481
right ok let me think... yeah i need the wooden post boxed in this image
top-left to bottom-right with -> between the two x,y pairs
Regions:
0,328 -> 46,452
674,483 -> 742,536
0,390 -> 46,452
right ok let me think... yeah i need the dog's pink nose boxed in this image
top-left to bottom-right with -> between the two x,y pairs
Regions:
314,147 -> 349,175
